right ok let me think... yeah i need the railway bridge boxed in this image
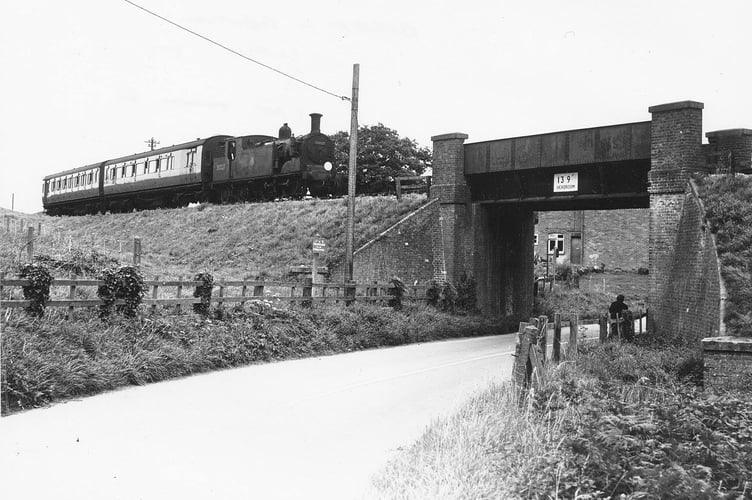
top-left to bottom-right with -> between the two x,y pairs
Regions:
431,100 -> 750,338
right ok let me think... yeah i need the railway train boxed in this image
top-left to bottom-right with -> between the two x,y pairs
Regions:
42,113 -> 344,215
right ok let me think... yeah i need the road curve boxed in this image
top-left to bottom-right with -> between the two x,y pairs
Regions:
0,334 -> 518,499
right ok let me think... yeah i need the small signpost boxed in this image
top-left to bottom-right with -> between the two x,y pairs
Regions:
553,172 -> 578,193
312,236 -> 326,289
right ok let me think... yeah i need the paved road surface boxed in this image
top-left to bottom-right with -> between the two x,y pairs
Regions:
1,334 -> 520,499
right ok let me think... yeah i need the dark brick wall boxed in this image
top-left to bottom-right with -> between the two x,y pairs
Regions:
472,204 -> 535,319
535,209 -> 649,271
333,200 -> 441,285
651,183 -> 722,340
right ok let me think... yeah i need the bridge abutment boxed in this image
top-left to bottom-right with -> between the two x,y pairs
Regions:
647,100 -> 704,333
432,132 -> 534,320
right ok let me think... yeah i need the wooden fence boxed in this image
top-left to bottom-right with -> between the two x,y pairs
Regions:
0,275 -> 429,313
512,309 -> 649,389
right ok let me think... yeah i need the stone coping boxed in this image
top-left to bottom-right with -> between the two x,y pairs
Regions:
648,100 -> 704,113
431,133 -> 469,142
702,336 -> 752,352
706,128 -> 752,139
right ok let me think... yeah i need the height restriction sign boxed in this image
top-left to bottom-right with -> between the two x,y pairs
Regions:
553,172 -> 578,193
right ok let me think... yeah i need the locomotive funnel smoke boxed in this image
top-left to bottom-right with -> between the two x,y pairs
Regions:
310,113 -> 322,134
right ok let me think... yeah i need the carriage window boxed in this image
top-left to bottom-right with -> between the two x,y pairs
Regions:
121,165 -> 126,178
88,172 -> 93,184
143,161 -> 149,174
167,155 -> 173,170
155,158 -> 161,172
131,164 -> 137,176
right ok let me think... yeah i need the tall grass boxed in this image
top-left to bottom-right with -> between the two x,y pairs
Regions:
368,372 -> 575,499
369,339 -> 752,499
1,302 -> 501,415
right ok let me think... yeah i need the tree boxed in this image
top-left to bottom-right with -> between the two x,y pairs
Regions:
330,124 -> 432,195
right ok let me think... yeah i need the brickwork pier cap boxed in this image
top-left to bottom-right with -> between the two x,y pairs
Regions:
648,100 -> 704,113
431,133 -> 469,142
706,129 -> 752,139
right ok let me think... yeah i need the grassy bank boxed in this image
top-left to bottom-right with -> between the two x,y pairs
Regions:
370,337 -> 752,498
1,302 -> 502,416
1,194 -> 427,280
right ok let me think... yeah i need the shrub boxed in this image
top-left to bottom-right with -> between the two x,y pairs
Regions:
193,272 -> 214,317
18,263 -> 54,316
96,266 -> 146,318
388,276 -> 406,310
427,280 -> 457,312
455,274 -> 478,313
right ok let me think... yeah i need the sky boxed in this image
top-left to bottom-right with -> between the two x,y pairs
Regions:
1,0 -> 751,214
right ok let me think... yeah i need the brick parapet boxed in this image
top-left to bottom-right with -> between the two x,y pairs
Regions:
706,128 -> 752,173
649,100 -> 704,173
431,133 -> 468,194
703,336 -> 752,392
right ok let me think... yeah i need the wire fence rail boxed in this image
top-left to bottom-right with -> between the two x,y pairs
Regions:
0,276 -> 430,311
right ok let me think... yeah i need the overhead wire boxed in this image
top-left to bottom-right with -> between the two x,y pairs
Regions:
121,0 -> 350,101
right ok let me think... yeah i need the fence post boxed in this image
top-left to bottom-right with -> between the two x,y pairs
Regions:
218,283 -> 225,307
26,226 -> 34,262
302,277 -> 313,306
4,216 -> 8,233
537,315 -> 548,362
67,274 -> 76,320
151,276 -> 159,314
568,313 -> 578,358
553,313 -> 561,362
253,278 -> 265,298
37,222 -> 42,236
396,178 -> 402,200
345,280 -> 356,305
599,314 -> 608,342
133,237 -> 141,267
176,276 -> 183,313
241,282 -> 247,307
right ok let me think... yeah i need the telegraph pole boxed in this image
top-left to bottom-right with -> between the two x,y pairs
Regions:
345,63 -> 359,282
145,137 -> 160,151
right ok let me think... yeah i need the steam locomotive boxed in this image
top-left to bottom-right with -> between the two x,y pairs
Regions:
42,113 -> 344,215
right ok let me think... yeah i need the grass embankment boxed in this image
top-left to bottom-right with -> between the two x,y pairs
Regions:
1,303 -> 500,416
695,174 -> 752,336
0,194 -> 427,279
370,338 -> 752,498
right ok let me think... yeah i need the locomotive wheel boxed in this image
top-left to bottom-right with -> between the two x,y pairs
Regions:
220,188 -> 231,204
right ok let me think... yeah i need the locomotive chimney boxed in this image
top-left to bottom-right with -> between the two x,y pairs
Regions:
310,113 -> 322,134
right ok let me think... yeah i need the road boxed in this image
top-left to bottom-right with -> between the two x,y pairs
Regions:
0,334 -> 519,499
